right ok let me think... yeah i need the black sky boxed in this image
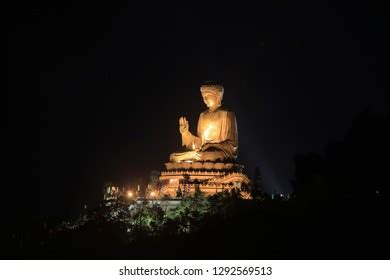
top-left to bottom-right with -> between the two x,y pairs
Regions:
7,1 -> 388,220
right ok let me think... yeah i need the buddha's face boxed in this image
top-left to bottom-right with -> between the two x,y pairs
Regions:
202,91 -> 222,109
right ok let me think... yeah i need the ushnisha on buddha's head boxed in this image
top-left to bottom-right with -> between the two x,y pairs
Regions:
200,84 -> 224,110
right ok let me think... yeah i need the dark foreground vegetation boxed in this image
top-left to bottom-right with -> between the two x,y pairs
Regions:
6,189 -> 389,259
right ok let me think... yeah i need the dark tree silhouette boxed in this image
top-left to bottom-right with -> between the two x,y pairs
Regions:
293,108 -> 389,204
250,166 -> 265,199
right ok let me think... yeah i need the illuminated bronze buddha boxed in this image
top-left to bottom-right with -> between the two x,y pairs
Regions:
169,84 -> 238,162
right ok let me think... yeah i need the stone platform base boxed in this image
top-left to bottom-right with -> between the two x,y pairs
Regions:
159,162 -> 251,198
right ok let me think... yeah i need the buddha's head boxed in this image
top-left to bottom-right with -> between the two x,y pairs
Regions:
200,84 -> 224,110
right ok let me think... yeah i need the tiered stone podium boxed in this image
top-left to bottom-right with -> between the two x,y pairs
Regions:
159,161 -> 251,198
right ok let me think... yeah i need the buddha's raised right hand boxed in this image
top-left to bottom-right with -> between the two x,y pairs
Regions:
179,117 -> 189,134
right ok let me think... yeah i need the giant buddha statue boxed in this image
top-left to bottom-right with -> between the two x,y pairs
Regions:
160,83 -> 251,198
169,83 -> 238,162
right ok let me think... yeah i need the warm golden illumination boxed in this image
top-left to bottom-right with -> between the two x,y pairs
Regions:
169,83 -> 238,162
127,191 -> 133,198
160,83 -> 252,198
202,122 -> 216,142
150,191 -> 156,197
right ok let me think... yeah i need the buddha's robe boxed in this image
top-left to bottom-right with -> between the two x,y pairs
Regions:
170,107 -> 238,162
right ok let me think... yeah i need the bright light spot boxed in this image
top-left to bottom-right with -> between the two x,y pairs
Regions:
127,191 -> 133,198
150,191 -> 155,197
203,123 -> 216,141
169,179 -> 179,185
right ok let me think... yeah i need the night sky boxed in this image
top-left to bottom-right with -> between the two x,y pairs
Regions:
8,1 -> 388,220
